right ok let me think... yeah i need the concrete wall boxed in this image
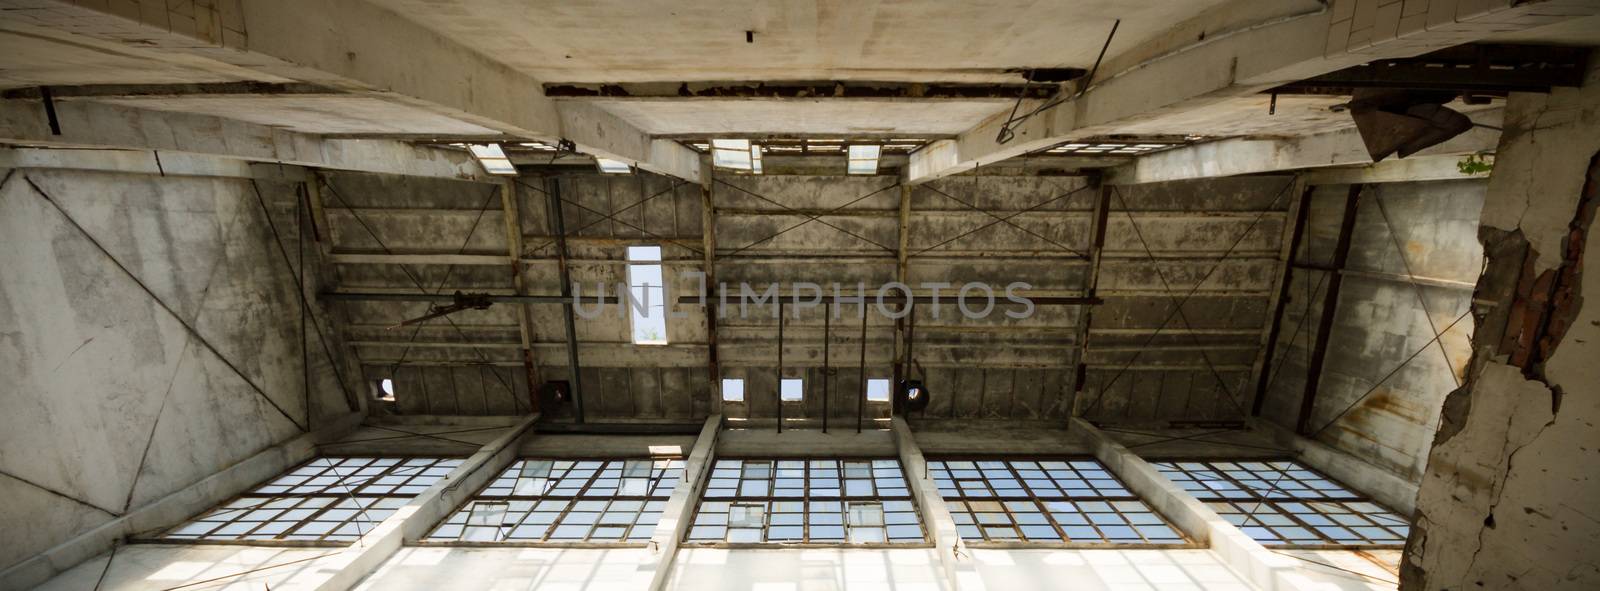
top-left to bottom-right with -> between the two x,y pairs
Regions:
1403,52 -> 1600,590
1258,179 -> 1483,483
343,170 -> 1292,426
0,167 -> 359,572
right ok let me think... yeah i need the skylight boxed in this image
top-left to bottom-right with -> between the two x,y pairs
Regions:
847,145 -> 880,175
712,139 -> 753,170
595,157 -> 632,174
626,245 -> 668,345
467,143 -> 517,175
780,378 -> 804,402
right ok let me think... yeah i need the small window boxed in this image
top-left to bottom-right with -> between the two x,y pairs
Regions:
722,378 -> 745,402
627,246 -> 668,345
711,139 -> 754,170
866,379 -> 891,402
377,379 -> 396,402
780,378 -> 804,402
847,145 -> 880,175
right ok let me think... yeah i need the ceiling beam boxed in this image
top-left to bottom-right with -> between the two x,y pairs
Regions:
908,0 -> 1600,184
0,98 -> 489,180
543,81 -> 1057,100
1105,109 -> 1501,184
3,0 -> 700,182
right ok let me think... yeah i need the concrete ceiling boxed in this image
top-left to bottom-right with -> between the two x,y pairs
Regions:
0,25 -> 282,89
365,0 -> 1239,84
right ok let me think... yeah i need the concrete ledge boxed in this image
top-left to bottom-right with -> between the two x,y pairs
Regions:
314,413 -> 539,591
0,413 -> 364,591
635,415 -> 721,591
891,418 -> 974,591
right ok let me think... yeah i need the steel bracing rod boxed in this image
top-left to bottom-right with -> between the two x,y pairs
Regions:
919,183 -> 1089,259
858,309 -> 868,434
1080,179 -> 1296,417
1371,188 -> 1462,388
514,178 -> 705,256
542,176 -> 587,423
521,178 -> 688,255
382,184 -> 501,373
1109,185 -> 1250,417
319,178 -> 514,395
1310,308 -> 1472,439
715,178 -> 902,257
911,184 -> 1094,257
824,301 -> 832,433
17,174 -> 308,433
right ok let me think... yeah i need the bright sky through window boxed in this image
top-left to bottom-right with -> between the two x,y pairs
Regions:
627,246 -> 668,345
722,378 -> 745,402
781,378 -> 804,402
866,379 -> 891,402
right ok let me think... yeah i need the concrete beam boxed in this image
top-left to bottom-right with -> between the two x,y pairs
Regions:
3,0 -> 700,182
1106,110 -> 1501,184
1071,417 -> 1389,590
0,413 -> 364,591
909,0 -> 1599,183
890,418 -> 975,591
310,413 -> 539,591
633,415 -> 721,591
0,99 -> 490,180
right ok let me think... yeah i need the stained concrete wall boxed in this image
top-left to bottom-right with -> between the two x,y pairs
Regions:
1403,52 -> 1600,590
1258,179 -> 1483,483
345,170 -> 1290,426
0,168 -> 360,572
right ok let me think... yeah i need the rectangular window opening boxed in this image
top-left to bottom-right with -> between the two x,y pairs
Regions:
711,139 -> 753,170
467,143 -> 517,175
866,378 -> 891,402
722,378 -> 745,403
425,457 -> 686,544
847,145 -> 881,175
780,378 -> 804,402
627,245 -> 668,345
685,458 -> 925,545
928,457 -> 1190,546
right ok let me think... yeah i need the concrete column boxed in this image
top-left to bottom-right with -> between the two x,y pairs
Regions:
890,417 -> 976,591
632,415 -> 722,591
310,413 -> 540,591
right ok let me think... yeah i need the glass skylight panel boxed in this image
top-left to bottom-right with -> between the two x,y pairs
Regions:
627,245 -> 668,345
927,458 -> 1185,545
467,143 -> 517,175
712,139 -> 753,170
847,145 -> 880,175
595,157 -> 632,174
425,458 -> 685,543
685,458 -> 924,544
750,144 -> 763,174
1151,459 -> 1410,547
160,457 -> 458,543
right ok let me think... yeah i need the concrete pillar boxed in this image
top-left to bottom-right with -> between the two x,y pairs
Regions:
890,417 -> 978,591
632,415 -> 721,591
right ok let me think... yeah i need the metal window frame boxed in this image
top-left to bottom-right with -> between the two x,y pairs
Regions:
681,457 -> 931,548
419,456 -> 686,548
925,455 -> 1195,549
1149,457 -> 1409,549
150,456 -> 462,547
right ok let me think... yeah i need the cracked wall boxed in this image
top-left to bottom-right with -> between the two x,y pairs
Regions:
0,168 -> 361,572
1403,51 -> 1600,590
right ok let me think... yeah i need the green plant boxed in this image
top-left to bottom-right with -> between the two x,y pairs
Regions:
1458,152 -> 1494,175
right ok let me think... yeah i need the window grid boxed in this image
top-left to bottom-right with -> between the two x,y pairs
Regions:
1151,459 -> 1410,547
160,457 -> 459,544
684,458 -> 926,545
424,458 -> 684,544
928,458 -> 1187,546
